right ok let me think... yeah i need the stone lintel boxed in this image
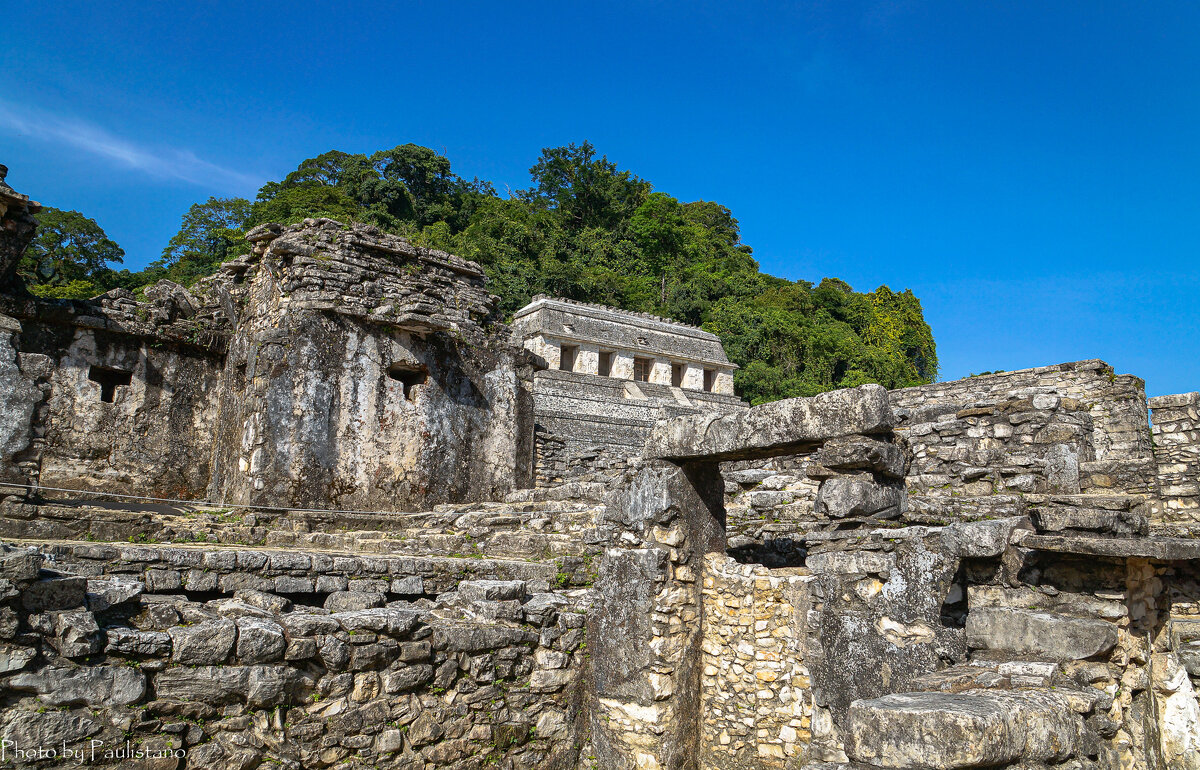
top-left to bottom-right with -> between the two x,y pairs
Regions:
1022,534 -> 1200,561
643,384 -> 894,462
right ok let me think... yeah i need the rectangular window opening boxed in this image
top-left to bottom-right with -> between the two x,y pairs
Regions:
633,357 -> 652,383
703,369 -> 717,393
598,351 -> 613,377
88,366 -> 133,403
388,364 -> 428,401
559,345 -> 578,372
671,363 -> 685,388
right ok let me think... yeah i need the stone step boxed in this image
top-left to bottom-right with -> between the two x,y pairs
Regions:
3,539 -> 594,598
845,688 -> 1086,769
0,498 -> 601,550
264,528 -> 599,560
965,606 -> 1119,661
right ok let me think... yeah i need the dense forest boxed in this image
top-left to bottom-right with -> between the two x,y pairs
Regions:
17,142 -> 937,402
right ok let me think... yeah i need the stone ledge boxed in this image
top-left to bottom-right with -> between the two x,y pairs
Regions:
1022,533 -> 1200,560
644,384 -> 894,462
1149,391 -> 1200,409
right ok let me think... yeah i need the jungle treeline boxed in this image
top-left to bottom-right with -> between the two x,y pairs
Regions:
21,142 -> 937,402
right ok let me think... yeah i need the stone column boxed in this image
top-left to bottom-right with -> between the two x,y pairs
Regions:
590,461 -> 725,770
681,363 -> 703,391
714,369 -> 735,395
649,359 -> 672,386
576,344 -> 600,376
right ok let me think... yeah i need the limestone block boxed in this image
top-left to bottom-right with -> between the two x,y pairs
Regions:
85,576 -> 144,612
106,627 -> 172,656
169,618 -> 236,664
964,607 -> 1117,660
646,384 -> 893,461
814,474 -> 905,519
9,664 -> 145,707
22,575 -> 86,612
235,617 -> 287,663
1150,652 -> 1200,769
846,689 -> 1080,769
810,435 -> 906,479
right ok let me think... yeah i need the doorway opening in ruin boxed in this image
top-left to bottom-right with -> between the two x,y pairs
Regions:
88,366 -> 132,403
671,362 -> 685,387
633,357 -> 652,382
388,363 -> 428,401
560,345 -> 578,372
703,368 -> 716,392
598,351 -> 613,377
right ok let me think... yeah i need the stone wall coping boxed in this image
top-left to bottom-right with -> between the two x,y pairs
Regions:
890,359 -> 1115,396
1149,392 -> 1200,409
513,295 -> 724,344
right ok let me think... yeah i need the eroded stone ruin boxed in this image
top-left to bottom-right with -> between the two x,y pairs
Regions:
0,167 -> 1197,769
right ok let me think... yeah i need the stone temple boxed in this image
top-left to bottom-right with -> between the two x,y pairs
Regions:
0,164 -> 1197,769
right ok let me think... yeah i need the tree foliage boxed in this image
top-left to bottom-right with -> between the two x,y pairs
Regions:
18,207 -> 133,299
32,141 -> 938,401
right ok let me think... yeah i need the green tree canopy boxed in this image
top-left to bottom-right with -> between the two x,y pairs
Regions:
19,207 -> 128,299
81,139 -> 938,402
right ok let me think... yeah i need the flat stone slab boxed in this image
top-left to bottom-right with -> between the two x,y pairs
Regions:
965,607 -> 1118,660
1022,534 -> 1200,561
846,689 -> 1080,769
644,384 -> 893,462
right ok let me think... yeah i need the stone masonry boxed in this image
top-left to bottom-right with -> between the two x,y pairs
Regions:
0,165 -> 1198,769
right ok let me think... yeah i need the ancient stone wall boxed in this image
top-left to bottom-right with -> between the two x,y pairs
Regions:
0,214 -> 536,512
0,288 -> 227,499
0,544 -> 589,769
725,361 -> 1163,547
699,555 -> 812,768
890,359 -> 1153,463
205,220 -> 535,511
1150,391 -> 1200,533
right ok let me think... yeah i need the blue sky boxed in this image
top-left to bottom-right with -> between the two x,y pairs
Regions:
2,1 -> 1197,396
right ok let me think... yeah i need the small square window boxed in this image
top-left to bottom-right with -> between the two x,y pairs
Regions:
388,363 -> 427,401
88,366 -> 132,403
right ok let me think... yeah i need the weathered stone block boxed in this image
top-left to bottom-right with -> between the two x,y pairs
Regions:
965,607 -> 1118,660
814,474 -> 905,519
170,618 -> 236,664
645,384 -> 893,461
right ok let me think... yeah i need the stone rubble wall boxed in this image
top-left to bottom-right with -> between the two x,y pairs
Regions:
0,543 -> 591,769
890,359 -> 1154,463
725,362 -> 1164,547
1150,391 -> 1200,533
699,555 -> 812,769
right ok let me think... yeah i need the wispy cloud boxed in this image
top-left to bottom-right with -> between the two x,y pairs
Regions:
0,99 -> 261,191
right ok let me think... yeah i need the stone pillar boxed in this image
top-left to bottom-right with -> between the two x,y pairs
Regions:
681,363 -> 703,391
576,344 -> 600,376
649,359 -> 672,386
714,369 -> 735,396
590,461 -> 726,770
611,351 -> 635,380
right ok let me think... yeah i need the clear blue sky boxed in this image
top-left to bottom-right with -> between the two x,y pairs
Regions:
2,2 -> 1197,395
